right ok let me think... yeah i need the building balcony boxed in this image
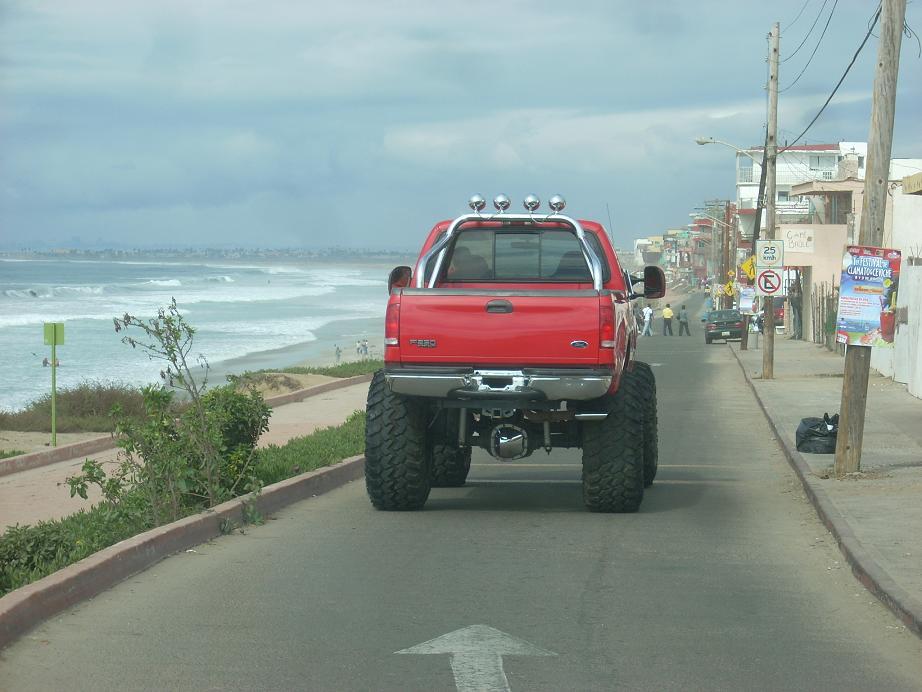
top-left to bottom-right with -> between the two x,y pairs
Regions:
737,168 -> 837,186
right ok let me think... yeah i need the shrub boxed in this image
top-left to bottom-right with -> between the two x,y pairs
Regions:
68,303 -> 270,523
0,381 -> 150,433
0,450 -> 27,460
255,411 -> 365,486
0,495 -> 153,596
279,359 -> 384,378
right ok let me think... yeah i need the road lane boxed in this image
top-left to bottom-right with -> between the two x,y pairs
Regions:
2,323 -> 922,690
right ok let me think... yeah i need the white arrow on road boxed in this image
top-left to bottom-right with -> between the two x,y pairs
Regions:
396,624 -> 557,692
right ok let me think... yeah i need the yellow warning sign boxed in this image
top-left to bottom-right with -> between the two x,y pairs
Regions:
741,255 -> 756,280
723,281 -> 734,296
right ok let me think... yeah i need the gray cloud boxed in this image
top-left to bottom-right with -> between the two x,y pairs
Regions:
1,0 -> 920,251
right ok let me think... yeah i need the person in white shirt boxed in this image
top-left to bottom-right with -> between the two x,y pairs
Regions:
641,305 -> 654,337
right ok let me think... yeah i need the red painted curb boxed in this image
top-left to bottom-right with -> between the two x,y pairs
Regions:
0,455 -> 365,650
0,374 -> 373,478
728,345 -> 922,639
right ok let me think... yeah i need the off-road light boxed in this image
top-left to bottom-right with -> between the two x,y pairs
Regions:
523,194 -> 540,212
468,194 -> 486,212
493,194 -> 511,212
548,195 -> 566,213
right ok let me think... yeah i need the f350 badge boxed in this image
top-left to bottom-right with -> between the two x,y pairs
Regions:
409,339 -> 437,348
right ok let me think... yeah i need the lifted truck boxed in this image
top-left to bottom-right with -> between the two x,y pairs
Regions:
365,194 -> 666,512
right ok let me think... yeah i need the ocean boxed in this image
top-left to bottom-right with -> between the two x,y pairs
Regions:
0,257 -> 394,411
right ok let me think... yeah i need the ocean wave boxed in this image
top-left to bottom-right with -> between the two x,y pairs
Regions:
0,312 -> 118,328
3,285 -> 105,299
142,279 -> 182,287
206,275 -> 235,283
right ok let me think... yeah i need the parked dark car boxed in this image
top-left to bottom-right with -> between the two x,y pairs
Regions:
702,309 -> 745,344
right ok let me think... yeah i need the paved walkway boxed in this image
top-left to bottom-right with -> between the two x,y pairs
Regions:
731,337 -> 922,632
0,383 -> 369,529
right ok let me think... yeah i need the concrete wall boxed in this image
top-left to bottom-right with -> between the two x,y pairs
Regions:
872,264 -> 922,399
781,223 -> 848,286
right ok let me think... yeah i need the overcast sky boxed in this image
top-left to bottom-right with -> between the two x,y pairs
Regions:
1,0 -> 920,252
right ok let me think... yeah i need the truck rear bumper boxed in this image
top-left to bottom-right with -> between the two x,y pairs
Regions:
385,366 -> 613,401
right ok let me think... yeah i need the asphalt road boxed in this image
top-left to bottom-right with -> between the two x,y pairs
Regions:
3,298 -> 922,690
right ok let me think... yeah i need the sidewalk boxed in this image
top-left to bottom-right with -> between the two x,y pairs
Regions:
730,338 -> 922,635
0,380 -> 370,529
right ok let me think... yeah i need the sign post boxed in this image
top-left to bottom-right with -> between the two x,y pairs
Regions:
43,322 -> 65,447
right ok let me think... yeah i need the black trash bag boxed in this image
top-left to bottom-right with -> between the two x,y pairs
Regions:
795,413 -> 839,454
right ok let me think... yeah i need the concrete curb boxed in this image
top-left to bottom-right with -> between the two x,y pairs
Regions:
728,345 -> 922,638
0,455 -> 366,650
0,435 -> 114,478
0,373 -> 373,478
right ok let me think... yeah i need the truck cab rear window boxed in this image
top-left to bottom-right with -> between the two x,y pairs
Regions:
444,229 -> 609,282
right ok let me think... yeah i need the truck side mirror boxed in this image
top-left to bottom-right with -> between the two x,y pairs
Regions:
643,266 -> 666,299
388,266 -> 412,293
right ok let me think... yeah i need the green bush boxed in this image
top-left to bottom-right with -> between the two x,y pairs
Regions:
0,381 -> 150,433
278,359 -> 384,378
0,496 -> 153,596
4,409 -> 366,596
193,386 -> 271,454
255,411 -> 365,486
0,450 -> 27,460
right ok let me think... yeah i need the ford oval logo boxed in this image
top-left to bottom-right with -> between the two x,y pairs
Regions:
570,340 -> 589,349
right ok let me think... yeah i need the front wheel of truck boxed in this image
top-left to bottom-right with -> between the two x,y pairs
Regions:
581,370 -> 645,513
632,360 -> 659,487
364,371 -> 431,510
429,444 -> 472,487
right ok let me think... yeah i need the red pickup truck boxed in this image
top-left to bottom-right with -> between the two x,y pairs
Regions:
365,194 -> 665,513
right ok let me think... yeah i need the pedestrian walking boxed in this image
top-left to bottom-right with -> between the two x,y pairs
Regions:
641,304 -> 654,337
678,305 -> 691,336
662,303 -> 674,336
335,345 -> 342,363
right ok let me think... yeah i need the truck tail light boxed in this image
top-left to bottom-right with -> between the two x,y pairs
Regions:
600,304 -> 615,348
385,303 -> 400,346
734,321 -> 743,329
706,323 -> 716,330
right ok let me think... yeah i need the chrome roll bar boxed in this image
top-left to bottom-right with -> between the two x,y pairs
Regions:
415,213 -> 604,292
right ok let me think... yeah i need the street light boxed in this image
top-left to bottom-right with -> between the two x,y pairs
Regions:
695,136 -> 762,166
689,212 -> 731,228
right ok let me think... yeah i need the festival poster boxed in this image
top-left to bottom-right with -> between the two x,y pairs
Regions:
835,245 -> 901,346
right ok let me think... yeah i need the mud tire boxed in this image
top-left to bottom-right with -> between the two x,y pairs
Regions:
632,361 -> 659,487
429,444 -> 472,487
581,369 -> 646,513
364,371 -> 431,510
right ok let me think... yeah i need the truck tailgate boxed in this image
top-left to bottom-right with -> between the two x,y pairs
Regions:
397,289 -> 602,365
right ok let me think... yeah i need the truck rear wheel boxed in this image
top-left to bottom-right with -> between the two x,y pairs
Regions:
632,361 -> 659,487
429,444 -> 472,487
364,371 -> 431,510
581,370 -> 645,513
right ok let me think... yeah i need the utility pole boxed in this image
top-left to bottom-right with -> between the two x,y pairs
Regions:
762,22 -> 780,380
835,0 -> 906,476
723,201 -> 732,308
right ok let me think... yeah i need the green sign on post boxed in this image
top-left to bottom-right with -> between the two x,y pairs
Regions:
43,322 -> 64,447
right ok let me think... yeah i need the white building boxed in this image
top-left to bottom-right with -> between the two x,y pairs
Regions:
734,141 -> 867,238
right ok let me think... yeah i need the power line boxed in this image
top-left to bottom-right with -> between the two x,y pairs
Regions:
783,0 -> 813,33
781,0 -> 839,93
780,5 -> 882,153
782,0 -> 829,63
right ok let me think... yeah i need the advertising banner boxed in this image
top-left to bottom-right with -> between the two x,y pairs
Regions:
835,245 -> 901,346
739,286 -> 756,314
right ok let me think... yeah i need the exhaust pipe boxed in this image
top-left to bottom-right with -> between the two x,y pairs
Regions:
489,424 -> 529,460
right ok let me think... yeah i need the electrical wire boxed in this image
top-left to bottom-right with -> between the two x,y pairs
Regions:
783,0 -> 813,33
782,0 -> 829,63
780,4 -> 882,153
781,0 -> 838,93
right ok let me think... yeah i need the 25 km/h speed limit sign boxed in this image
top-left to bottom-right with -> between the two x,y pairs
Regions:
756,268 -> 784,297
756,240 -> 784,269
